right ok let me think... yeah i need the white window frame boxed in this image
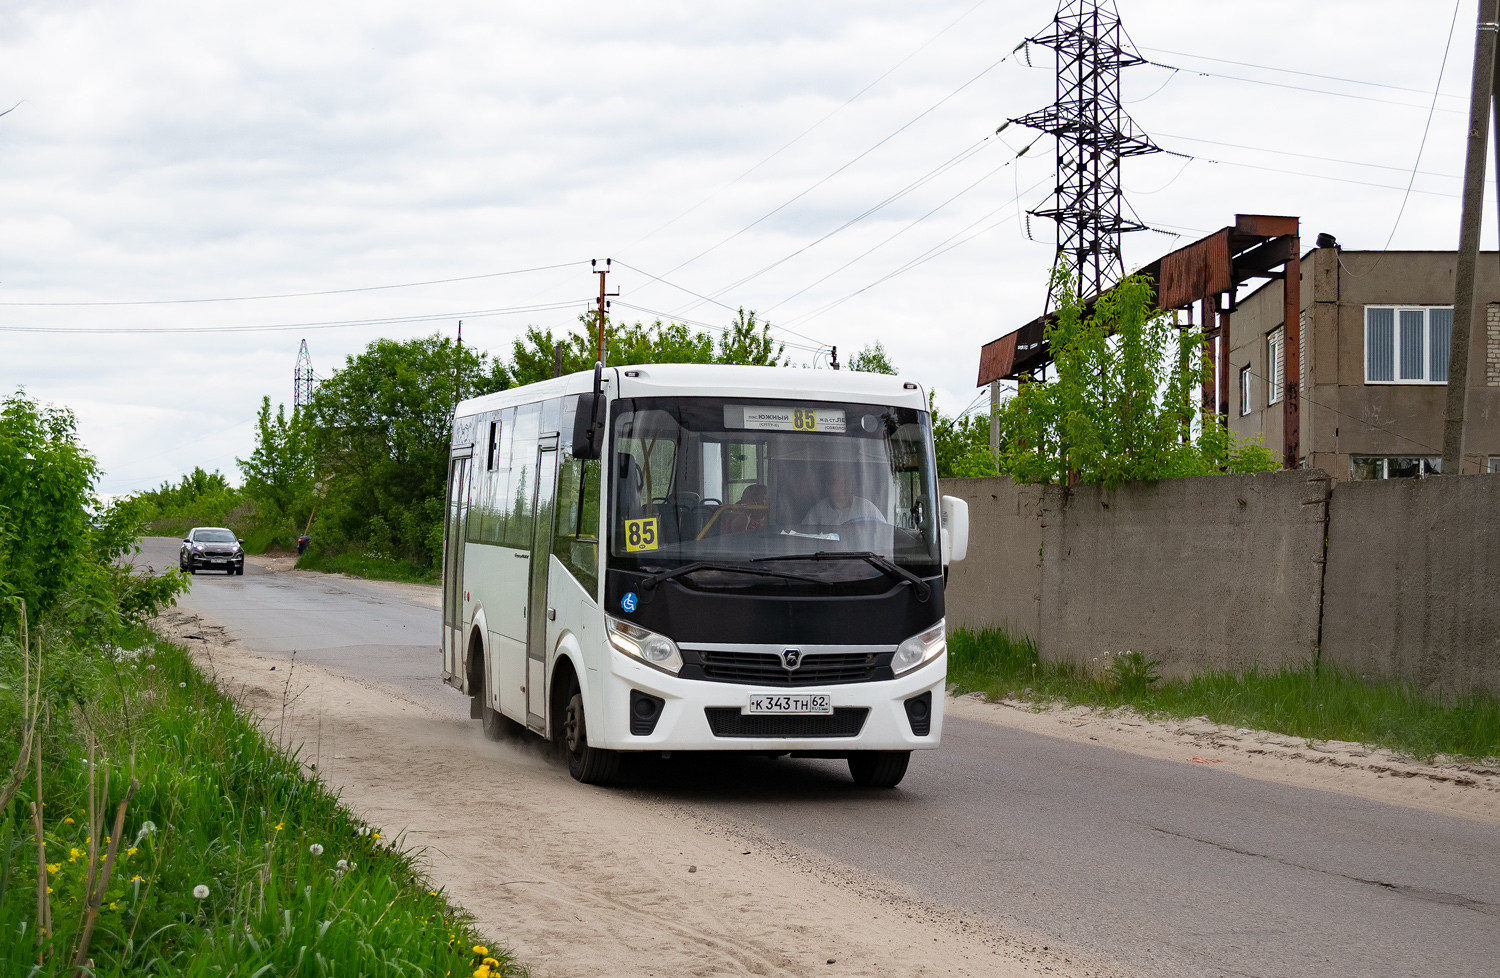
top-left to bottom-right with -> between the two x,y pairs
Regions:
1489,456 -> 1500,474
1364,305 -> 1452,385
1267,330 -> 1284,405
1239,365 -> 1252,416
1351,456 -> 1442,480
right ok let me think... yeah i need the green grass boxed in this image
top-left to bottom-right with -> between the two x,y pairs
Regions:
947,626 -> 1500,762
296,548 -> 440,586
1,631 -> 514,976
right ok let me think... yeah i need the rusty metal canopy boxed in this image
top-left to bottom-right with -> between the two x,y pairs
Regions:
977,214 -> 1299,386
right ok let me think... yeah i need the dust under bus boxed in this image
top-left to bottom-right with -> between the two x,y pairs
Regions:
440,363 -> 970,786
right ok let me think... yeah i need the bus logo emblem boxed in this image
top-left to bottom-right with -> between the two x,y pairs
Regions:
620,592 -> 638,613
781,649 -> 802,671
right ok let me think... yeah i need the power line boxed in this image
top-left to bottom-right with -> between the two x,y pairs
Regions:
612,0 -> 995,257
0,261 -> 590,307
609,263 -> 832,350
687,136 -> 998,307
1139,45 -> 1468,101
660,51 -> 1015,278
765,155 -> 1021,314
1137,59 -> 1465,114
1153,131 -> 1459,179
0,299 -> 591,334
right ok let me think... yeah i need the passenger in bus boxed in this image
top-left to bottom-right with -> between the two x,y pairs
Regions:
721,483 -> 769,534
802,467 -> 883,526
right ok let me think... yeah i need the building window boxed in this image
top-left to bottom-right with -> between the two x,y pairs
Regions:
1365,306 -> 1451,384
1350,456 -> 1441,480
1239,365 -> 1251,416
1490,456 -> 1500,474
1267,329 -> 1284,404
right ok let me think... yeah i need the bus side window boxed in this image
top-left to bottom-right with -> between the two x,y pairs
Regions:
554,451 -> 600,598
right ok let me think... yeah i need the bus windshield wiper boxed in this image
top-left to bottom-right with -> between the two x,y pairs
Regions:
753,551 -> 931,602
640,561 -> 826,591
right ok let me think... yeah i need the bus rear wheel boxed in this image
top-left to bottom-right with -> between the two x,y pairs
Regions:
848,750 -> 910,788
563,687 -> 619,785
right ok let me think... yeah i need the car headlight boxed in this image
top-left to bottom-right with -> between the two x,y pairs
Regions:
891,619 -> 946,675
192,544 -> 203,552
607,616 -> 683,675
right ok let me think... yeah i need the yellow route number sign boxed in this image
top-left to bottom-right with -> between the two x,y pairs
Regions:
791,407 -> 818,431
623,517 -> 660,553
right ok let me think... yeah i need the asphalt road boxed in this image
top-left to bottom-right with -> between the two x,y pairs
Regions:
138,537 -> 1500,978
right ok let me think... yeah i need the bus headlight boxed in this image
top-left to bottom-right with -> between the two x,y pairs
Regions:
892,620 -> 946,676
607,617 -> 683,675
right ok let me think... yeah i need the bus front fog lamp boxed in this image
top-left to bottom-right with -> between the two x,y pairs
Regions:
607,617 -> 683,675
892,620 -> 946,675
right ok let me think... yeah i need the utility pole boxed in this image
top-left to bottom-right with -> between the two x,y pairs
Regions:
1443,0 -> 1498,476
592,258 -> 618,364
829,346 -> 839,370
454,320 -> 464,411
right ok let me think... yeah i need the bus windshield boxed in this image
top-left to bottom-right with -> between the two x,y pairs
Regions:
608,397 -> 940,577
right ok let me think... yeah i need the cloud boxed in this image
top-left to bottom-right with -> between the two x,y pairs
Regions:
0,0 -> 1476,489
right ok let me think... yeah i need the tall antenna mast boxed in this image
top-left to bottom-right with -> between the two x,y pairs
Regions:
294,339 -> 316,407
1010,0 -> 1160,302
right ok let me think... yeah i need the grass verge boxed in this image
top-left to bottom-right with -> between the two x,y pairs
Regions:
296,548 -> 440,586
1,629 -> 515,976
947,626 -> 1500,762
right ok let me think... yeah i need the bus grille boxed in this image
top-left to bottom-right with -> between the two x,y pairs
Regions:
695,650 -> 880,686
704,707 -> 869,739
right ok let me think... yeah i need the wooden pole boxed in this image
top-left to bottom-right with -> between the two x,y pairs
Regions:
1443,0 -> 1499,475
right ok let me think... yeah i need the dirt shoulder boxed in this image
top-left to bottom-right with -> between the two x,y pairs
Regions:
946,693 -> 1500,828
160,611 -> 1133,978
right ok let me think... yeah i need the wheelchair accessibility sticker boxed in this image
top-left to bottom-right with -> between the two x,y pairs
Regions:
620,591 -> 639,613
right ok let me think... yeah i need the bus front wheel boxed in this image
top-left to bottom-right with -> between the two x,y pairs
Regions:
563,687 -> 619,785
848,750 -> 910,788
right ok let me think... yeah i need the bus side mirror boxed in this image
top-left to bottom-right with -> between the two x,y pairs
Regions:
940,495 -> 969,564
571,363 -> 606,460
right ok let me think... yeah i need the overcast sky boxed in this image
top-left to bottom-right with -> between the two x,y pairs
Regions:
0,0 -> 1478,494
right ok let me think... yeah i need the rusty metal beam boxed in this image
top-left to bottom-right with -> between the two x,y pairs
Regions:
1282,241 -> 1302,467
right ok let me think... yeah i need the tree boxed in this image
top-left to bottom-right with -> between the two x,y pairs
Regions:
849,341 -> 897,375
307,334 -> 502,565
506,307 -> 788,386
237,397 -> 316,529
992,272 -> 1276,487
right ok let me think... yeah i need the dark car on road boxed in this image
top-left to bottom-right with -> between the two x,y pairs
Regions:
180,527 -> 245,575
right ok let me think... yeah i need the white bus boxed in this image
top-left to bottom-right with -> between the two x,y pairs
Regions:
440,363 -> 969,787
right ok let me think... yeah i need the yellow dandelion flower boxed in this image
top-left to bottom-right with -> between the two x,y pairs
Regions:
372,832 -> 381,840
428,890 -> 438,896
472,967 -> 490,978
472,946 -> 488,956
484,958 -> 500,967
131,875 -> 144,883
64,817 -> 75,824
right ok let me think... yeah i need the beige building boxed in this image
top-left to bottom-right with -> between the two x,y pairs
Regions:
1228,246 -> 1500,479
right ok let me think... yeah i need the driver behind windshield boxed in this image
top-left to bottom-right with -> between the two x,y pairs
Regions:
802,466 -> 884,526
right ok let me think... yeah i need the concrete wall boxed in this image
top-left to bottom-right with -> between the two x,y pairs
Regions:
943,469 -> 1500,693
938,476 -> 1042,639
1035,470 -> 1330,676
1321,475 -> 1500,694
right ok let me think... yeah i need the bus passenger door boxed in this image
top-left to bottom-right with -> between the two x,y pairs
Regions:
526,435 -> 560,730
442,453 -> 472,687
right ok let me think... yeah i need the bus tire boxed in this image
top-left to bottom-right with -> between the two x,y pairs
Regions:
848,750 -> 910,788
563,686 -> 618,785
480,701 -> 513,740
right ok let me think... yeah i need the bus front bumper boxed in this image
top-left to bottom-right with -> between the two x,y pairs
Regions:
594,650 -> 946,753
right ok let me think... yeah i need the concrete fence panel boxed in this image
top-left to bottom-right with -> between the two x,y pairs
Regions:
938,476 -> 1044,639
1036,470 -> 1332,676
1321,475 -> 1500,694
